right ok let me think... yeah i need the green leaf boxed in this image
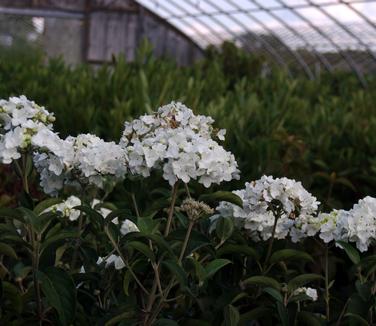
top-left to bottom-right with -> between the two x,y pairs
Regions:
276,302 -> 289,326
243,276 -> 281,291
355,280 -> 372,302
270,249 -> 313,264
224,304 -> 240,326
75,205 -> 102,229
204,259 -> 232,280
263,287 -> 283,303
154,319 -> 179,326
162,260 -> 187,287
18,207 -> 52,235
239,307 -> 272,325
337,241 -> 360,265
344,313 -> 369,326
188,257 -> 207,285
0,207 -> 25,223
127,241 -> 155,262
37,267 -> 76,326
287,274 -> 323,292
104,208 -> 133,224
217,244 -> 259,260
33,198 -> 62,215
296,311 -> 323,326
2,281 -> 22,314
199,191 -> 242,207
123,270 -> 133,296
0,242 -> 18,259
40,231 -> 77,252
105,311 -> 135,325
216,216 -> 234,242
137,216 -> 160,234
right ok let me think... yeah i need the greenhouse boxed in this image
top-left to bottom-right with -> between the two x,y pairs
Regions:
0,0 -> 376,325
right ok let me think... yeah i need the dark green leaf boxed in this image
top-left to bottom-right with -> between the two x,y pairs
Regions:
224,304 -> 240,326
337,241 -> 360,265
276,302 -> 289,326
296,311 -> 323,326
239,307 -> 272,325
204,259 -> 232,280
154,319 -> 179,326
123,270 -> 133,296
105,311 -> 135,326
344,313 -> 369,326
263,287 -> 283,303
199,191 -> 242,207
162,260 -> 187,287
287,274 -> 323,292
217,244 -> 259,260
37,267 -> 76,326
127,241 -> 155,261
243,276 -> 281,291
216,216 -> 234,242
270,249 -> 313,264
0,242 -> 18,259
33,198 -> 62,216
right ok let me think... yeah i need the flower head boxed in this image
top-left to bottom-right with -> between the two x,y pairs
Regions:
213,176 -> 319,242
120,102 -> 240,187
0,96 -> 55,164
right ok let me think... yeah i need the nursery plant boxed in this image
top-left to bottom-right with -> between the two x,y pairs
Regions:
0,95 -> 375,326
1,42 -> 376,210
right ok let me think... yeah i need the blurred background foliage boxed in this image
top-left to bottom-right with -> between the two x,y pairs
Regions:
1,41 -> 375,210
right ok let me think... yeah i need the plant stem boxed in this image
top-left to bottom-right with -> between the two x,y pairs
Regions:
105,226 -> 149,295
184,183 -> 191,199
178,220 -> 194,263
325,244 -> 330,321
71,214 -> 84,269
31,229 -> 42,324
164,182 -> 179,237
264,214 -> 279,268
143,183 -> 179,325
131,193 -> 140,218
147,219 -> 195,325
21,154 -> 30,194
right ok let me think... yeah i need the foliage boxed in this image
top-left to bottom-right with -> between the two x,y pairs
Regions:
0,43 -> 376,325
1,43 -> 375,210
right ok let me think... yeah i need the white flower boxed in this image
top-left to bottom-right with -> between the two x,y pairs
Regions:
0,96 -> 55,164
293,287 -> 318,301
120,219 -> 140,235
120,102 -> 239,187
44,195 -> 81,221
104,254 -> 126,270
346,196 -> 376,252
213,176 -> 319,242
34,133 -> 128,195
314,209 -> 350,244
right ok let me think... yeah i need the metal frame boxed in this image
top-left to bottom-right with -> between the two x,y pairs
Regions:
1,0 -> 376,81
138,0 -> 376,82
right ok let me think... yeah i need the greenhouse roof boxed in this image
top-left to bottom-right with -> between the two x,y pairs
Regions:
136,0 -> 376,81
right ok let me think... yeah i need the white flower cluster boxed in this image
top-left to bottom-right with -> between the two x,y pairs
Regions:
44,195 -> 81,221
314,197 -> 376,252
214,176 -> 319,242
293,287 -> 318,301
0,96 -> 55,164
313,209 -> 349,244
97,255 -> 125,270
120,102 -> 239,187
34,133 -> 128,195
91,199 -> 139,235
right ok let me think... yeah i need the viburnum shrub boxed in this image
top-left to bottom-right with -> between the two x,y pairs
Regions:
0,96 -> 376,325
